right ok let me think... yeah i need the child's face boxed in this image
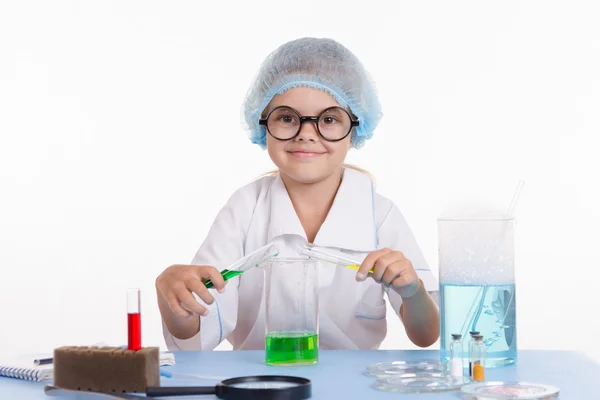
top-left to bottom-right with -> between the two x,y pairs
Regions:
265,87 -> 352,184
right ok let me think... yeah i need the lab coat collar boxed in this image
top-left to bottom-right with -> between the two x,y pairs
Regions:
267,168 -> 378,252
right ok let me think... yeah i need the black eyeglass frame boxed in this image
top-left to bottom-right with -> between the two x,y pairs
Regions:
259,106 -> 360,142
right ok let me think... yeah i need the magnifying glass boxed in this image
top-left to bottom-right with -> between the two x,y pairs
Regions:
146,375 -> 311,399
44,376 -> 311,400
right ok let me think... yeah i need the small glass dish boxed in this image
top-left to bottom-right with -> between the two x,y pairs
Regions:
460,381 -> 560,399
375,373 -> 470,393
365,360 -> 446,378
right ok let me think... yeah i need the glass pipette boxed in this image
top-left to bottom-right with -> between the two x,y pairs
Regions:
300,243 -> 374,274
204,243 -> 280,288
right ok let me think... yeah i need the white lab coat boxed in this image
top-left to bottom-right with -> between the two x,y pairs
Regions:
162,168 -> 439,351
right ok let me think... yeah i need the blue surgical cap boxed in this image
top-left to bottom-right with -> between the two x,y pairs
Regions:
242,37 -> 382,149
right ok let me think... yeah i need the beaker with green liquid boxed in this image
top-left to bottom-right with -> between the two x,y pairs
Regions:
264,257 -> 319,366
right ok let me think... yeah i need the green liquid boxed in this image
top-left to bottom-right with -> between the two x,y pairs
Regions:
265,332 -> 318,366
204,269 -> 243,289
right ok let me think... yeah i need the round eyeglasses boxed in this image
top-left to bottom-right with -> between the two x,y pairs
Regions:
259,106 -> 359,142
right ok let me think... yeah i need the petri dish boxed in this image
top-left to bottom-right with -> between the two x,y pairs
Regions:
375,373 -> 470,393
460,381 -> 560,399
365,360 -> 446,377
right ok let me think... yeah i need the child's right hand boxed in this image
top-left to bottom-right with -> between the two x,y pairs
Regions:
155,265 -> 226,319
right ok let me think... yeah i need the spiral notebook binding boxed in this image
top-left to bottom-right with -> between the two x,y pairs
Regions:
0,364 -> 53,381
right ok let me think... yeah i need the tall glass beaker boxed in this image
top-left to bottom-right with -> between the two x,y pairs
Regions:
438,217 -> 517,368
263,257 -> 319,366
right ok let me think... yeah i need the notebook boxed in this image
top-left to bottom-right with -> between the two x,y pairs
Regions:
0,351 -> 176,382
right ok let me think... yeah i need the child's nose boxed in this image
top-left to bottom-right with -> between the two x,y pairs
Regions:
295,121 -> 319,141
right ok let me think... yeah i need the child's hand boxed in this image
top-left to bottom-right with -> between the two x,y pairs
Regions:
355,248 -> 420,299
155,265 -> 226,319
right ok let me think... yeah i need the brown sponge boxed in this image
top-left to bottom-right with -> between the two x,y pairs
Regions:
53,346 -> 159,393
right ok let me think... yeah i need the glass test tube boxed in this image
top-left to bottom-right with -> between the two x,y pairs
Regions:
127,288 -> 142,351
470,335 -> 486,382
449,333 -> 463,378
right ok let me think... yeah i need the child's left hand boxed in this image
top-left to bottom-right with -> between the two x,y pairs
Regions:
355,248 -> 421,299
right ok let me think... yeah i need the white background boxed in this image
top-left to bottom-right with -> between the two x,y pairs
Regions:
1,0 -> 599,363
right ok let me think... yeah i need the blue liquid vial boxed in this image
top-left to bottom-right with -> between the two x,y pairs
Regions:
440,282 -> 517,368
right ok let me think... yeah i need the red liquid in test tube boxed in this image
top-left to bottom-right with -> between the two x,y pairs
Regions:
127,288 -> 141,351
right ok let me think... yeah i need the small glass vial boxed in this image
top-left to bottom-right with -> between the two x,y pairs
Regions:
470,334 -> 486,382
468,331 -> 480,376
449,333 -> 463,378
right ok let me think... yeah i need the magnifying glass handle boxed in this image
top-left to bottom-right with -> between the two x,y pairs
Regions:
146,386 -> 216,397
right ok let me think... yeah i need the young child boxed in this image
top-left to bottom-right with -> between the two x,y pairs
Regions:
156,37 -> 440,351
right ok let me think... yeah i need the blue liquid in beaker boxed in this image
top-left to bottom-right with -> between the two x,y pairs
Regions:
440,283 -> 517,368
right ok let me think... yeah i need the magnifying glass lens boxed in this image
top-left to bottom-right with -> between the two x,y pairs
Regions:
229,381 -> 301,389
